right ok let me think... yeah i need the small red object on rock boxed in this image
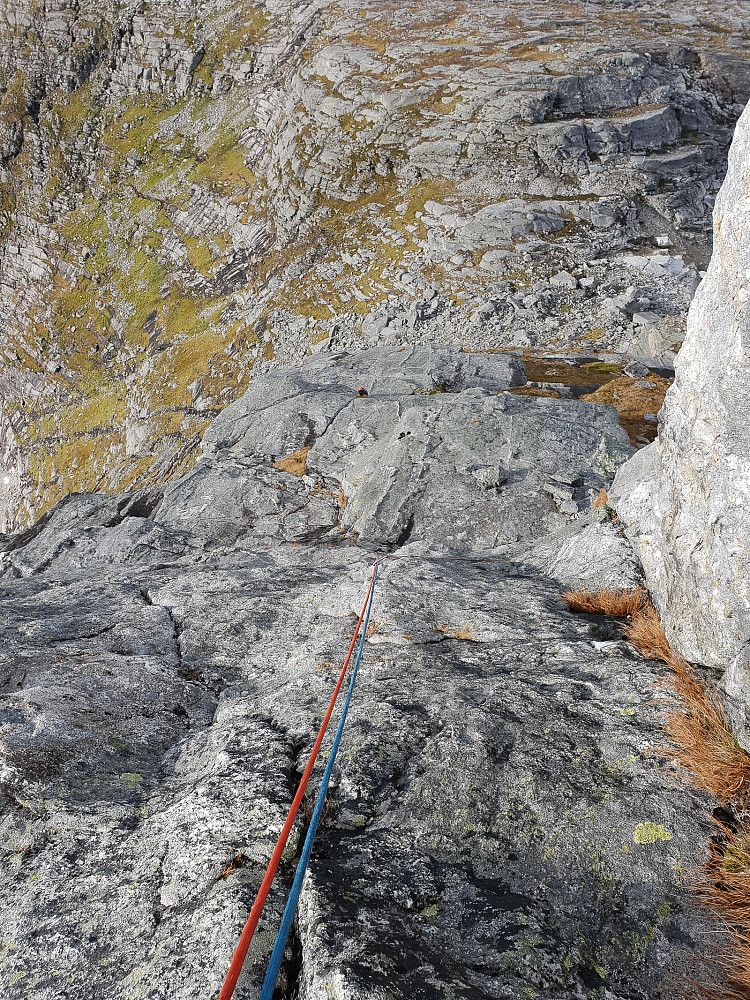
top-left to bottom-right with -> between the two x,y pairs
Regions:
357,386 -> 368,397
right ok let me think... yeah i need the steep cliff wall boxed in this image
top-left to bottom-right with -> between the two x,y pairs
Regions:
612,100 -> 750,678
0,0 -> 747,533
0,0 -> 323,529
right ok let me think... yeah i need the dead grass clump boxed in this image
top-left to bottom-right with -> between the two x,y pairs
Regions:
592,487 -> 608,508
623,602 -> 750,804
302,792 -> 336,826
719,939 -> 750,1000
220,853 -> 246,879
561,585 -> 646,617
701,822 -> 750,924
580,374 -> 672,447
506,385 -> 561,399
346,619 -> 385,640
602,594 -> 750,996
663,711 -> 750,804
690,821 -> 750,999
435,621 -> 477,641
684,963 -> 750,1000
273,446 -> 311,476
623,600 -> 675,661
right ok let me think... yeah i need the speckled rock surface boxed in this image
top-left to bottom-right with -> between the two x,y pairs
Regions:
612,101 -> 750,693
0,348 -> 718,999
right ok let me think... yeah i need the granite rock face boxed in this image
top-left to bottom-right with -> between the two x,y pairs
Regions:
0,0 -> 748,531
0,348 -> 718,999
611,102 -> 750,679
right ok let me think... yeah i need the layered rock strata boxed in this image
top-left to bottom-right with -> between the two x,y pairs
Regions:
0,0 -> 748,530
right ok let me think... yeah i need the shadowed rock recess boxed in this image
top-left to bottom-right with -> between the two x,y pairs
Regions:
0,348 -> 719,999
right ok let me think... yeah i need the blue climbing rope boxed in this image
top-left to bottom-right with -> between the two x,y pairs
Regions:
258,556 -> 380,1000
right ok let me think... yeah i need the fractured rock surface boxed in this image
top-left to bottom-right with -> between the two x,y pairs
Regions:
0,348 -> 718,998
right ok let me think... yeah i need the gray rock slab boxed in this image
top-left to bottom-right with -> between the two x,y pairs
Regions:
505,516 -> 643,592
203,346 -> 526,458
0,544 -> 717,1000
303,377 -> 633,550
0,346 -> 719,999
632,311 -> 663,327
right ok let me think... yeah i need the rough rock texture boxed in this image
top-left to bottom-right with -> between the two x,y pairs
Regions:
0,0 -> 747,531
0,349 -> 718,998
200,346 -> 632,550
611,101 -> 750,687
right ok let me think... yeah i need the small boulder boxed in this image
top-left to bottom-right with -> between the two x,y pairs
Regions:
550,270 -> 578,290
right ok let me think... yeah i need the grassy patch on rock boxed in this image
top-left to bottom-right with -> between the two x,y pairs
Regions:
580,375 -> 672,447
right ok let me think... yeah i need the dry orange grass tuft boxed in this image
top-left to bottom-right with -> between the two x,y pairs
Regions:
364,618 -> 384,639
345,619 -> 385,640
701,821 -> 750,925
623,600 -> 674,660
690,820 -> 750,1000
561,585 -> 646,617
566,587 -> 750,996
273,446 -> 311,476
622,602 -> 750,804
580,374 -> 672,446
592,487 -> 608,508
302,792 -> 336,825
436,621 -> 477,641
679,968 -> 750,1000
219,853 -> 246,879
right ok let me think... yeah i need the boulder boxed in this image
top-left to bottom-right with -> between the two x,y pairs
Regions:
550,270 -> 578,290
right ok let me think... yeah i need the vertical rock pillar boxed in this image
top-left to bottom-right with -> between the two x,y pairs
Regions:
612,100 -> 750,680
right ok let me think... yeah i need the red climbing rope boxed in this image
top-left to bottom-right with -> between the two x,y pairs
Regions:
217,559 -> 380,1000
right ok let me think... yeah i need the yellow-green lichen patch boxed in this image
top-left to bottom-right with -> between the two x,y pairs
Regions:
261,174 -> 457,322
0,187 -> 16,238
633,822 -> 672,845
188,127 -> 255,196
120,773 -> 143,785
103,95 -> 187,170
0,64 -> 276,516
216,8 -> 272,53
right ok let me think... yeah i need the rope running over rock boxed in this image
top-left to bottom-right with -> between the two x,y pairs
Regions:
258,555 -> 380,1000
216,557 -> 380,1000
